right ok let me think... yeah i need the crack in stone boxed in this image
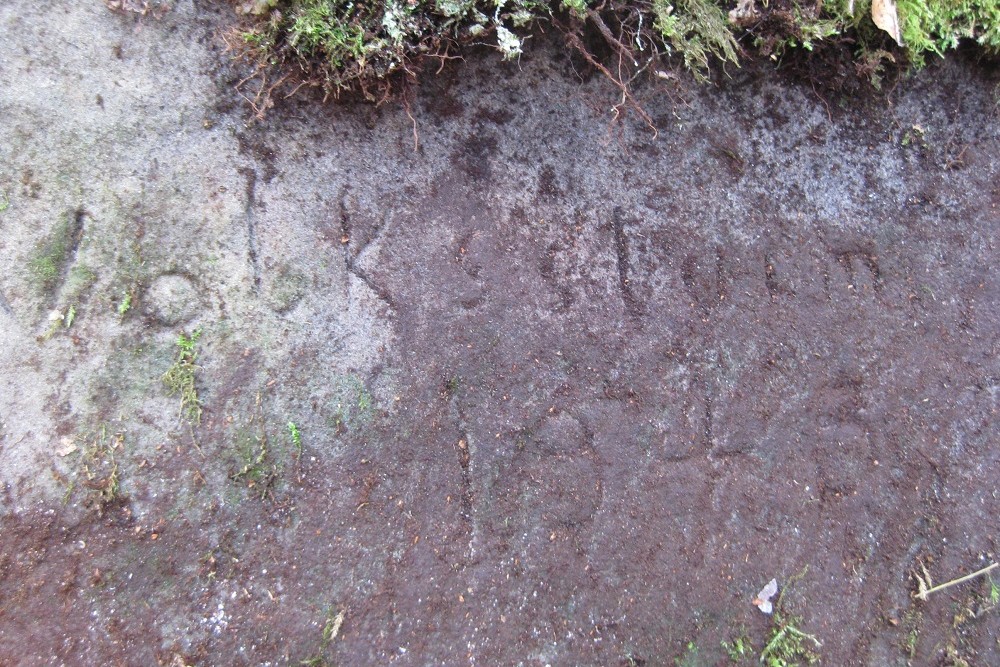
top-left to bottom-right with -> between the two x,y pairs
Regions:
42,207 -> 89,311
0,290 -> 15,318
444,380 -> 477,562
764,252 -> 779,298
457,433 -> 473,526
338,193 -> 396,311
238,167 -> 262,295
611,206 -> 643,318
703,384 -> 715,452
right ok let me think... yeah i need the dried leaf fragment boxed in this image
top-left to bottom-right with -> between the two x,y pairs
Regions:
728,0 -> 758,26
872,0 -> 903,46
57,437 -> 78,457
753,578 -> 779,614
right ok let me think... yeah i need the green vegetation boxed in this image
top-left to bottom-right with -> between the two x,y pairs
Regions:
708,570 -> 821,666
28,210 -> 81,294
914,560 -> 999,602
721,632 -> 753,662
760,618 -> 821,666
899,0 -> 1000,66
65,264 -> 98,300
328,374 -> 374,432
267,264 -> 307,313
163,329 -> 203,423
287,0 -> 367,68
117,290 -> 133,317
38,303 -> 78,340
0,191 -> 9,212
38,308 -> 67,342
654,0 -> 739,79
232,392 -> 279,499
302,608 -> 345,666
674,641 -> 700,666
707,620 -> 818,666
83,428 -> 123,507
907,562 -> 1000,664
58,426 -> 125,513
228,0 -> 1000,104
287,420 -> 303,453
233,422 -> 276,496
759,568 -> 822,667
899,608 -> 922,661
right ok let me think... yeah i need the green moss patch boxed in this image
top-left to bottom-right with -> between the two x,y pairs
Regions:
223,0 -> 1000,104
28,209 -> 84,295
898,0 -> 1000,66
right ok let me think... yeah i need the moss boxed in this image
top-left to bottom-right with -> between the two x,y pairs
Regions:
327,374 -> 374,433
266,264 -> 307,313
560,0 -> 590,19
287,0 -> 368,67
163,329 -> 203,424
897,0 -> 1000,66
230,391 -> 280,500
233,0 -> 549,92
233,424 -> 275,488
65,264 -> 98,301
227,0 -> 1000,101
60,426 -> 126,514
653,0 -> 739,80
28,210 -> 82,295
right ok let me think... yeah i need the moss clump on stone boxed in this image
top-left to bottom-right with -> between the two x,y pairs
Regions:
897,0 -> 1000,66
226,0 -> 1000,102
28,210 -> 83,295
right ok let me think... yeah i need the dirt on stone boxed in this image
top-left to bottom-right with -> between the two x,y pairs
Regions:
0,2 -> 999,667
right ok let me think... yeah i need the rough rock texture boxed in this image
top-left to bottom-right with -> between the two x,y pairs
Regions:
0,1 -> 997,665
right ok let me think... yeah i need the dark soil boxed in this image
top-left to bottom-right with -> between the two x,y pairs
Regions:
1,8 -> 999,667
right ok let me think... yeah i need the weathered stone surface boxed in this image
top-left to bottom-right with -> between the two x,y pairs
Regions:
0,2 -> 997,665
145,273 -> 200,326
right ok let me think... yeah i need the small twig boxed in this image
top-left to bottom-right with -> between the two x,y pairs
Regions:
563,30 -> 657,137
188,423 -> 205,460
374,83 -> 393,108
762,626 -> 789,657
586,9 -> 636,66
430,43 -> 463,75
914,562 -> 999,602
776,564 -> 809,611
283,80 -> 309,99
761,623 -> 822,662
623,55 -> 656,86
810,81 -> 833,124
944,143 -> 968,170
403,96 -> 419,152
785,625 -> 822,646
